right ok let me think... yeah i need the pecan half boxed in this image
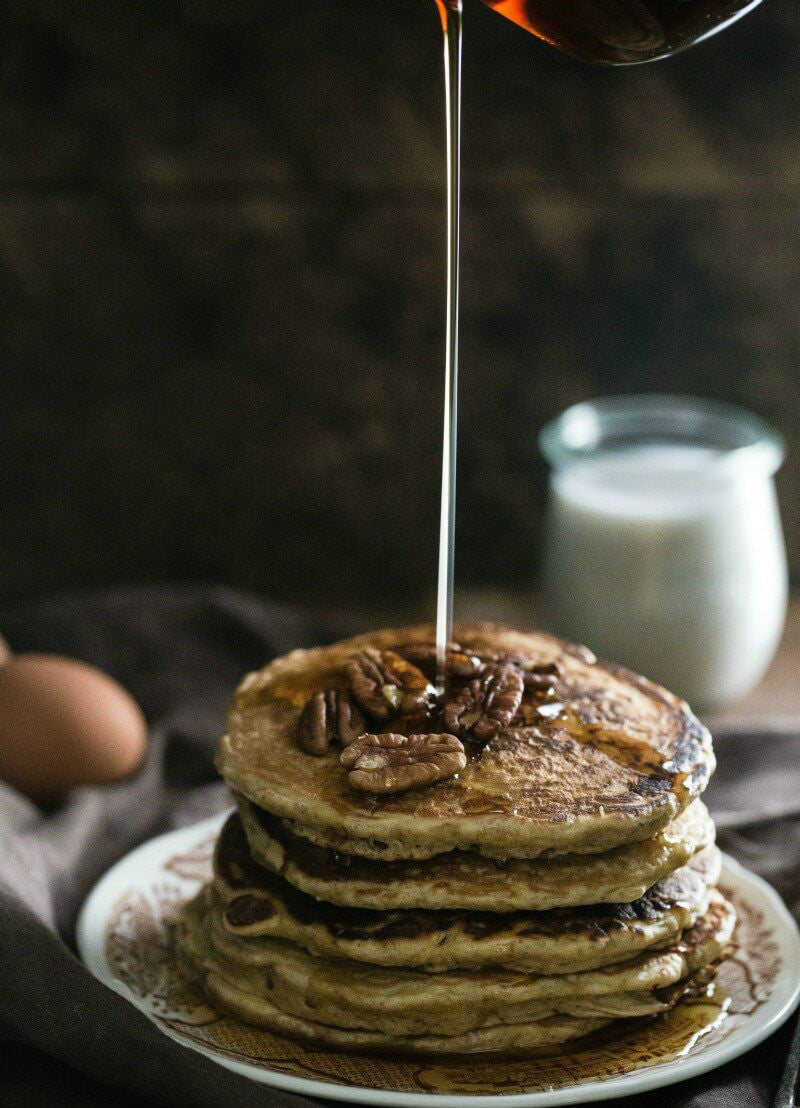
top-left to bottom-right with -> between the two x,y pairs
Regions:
297,688 -> 365,756
396,641 -> 483,681
345,648 -> 434,721
472,650 -> 526,670
341,732 -> 466,793
523,661 -> 561,696
443,663 -> 525,740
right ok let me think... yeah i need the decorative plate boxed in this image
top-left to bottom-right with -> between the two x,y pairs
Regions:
76,811 -> 800,1107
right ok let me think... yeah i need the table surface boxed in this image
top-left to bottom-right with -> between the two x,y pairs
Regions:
451,588 -> 800,734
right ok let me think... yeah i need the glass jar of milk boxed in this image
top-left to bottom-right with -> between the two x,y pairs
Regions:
539,396 -> 787,712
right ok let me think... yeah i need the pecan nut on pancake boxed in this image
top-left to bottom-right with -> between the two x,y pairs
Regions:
340,732 -> 466,794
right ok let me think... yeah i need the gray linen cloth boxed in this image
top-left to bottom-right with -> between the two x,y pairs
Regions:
0,586 -> 797,1108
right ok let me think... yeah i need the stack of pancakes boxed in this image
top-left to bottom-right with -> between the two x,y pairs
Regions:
178,624 -> 733,1056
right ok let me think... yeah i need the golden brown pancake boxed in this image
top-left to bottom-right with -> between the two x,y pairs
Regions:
217,624 -> 714,859
177,886 -> 735,1050
237,794 -> 715,911
214,811 -> 720,973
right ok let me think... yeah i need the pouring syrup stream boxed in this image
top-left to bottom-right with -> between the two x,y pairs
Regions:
435,0 -> 462,690
429,0 -> 763,692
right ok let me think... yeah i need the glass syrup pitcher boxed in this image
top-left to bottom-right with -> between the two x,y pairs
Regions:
440,0 -> 764,64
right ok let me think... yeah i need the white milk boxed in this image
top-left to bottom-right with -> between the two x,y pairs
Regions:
541,444 -> 787,711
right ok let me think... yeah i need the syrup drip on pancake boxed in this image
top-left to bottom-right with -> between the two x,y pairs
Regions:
268,659 -> 702,817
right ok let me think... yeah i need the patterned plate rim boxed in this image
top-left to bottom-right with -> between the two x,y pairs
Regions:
76,811 -> 800,1108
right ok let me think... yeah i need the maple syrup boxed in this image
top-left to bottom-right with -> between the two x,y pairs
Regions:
434,0 -> 462,688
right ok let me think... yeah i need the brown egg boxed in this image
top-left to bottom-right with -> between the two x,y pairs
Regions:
0,653 -> 147,802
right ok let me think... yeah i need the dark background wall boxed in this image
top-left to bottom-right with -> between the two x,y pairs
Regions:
1,0 -> 798,617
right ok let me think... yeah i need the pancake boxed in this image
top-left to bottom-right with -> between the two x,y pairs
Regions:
186,623 -> 729,1057
214,811 -> 721,973
218,624 -> 714,860
183,966 -> 612,1055
177,888 -> 735,1047
237,794 -> 715,911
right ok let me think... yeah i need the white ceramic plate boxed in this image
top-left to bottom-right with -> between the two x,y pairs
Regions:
77,811 -> 800,1107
